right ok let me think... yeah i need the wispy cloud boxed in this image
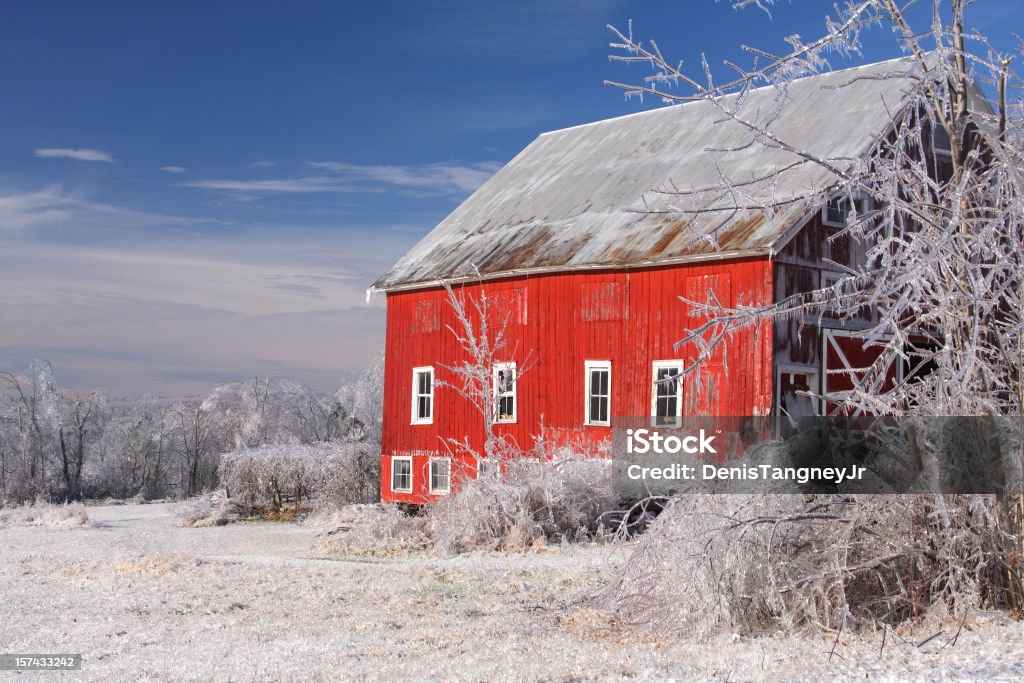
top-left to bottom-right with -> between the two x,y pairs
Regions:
0,187 -> 236,243
34,147 -> 115,163
248,160 -> 277,169
182,176 -> 374,194
306,160 -> 501,193
185,160 -> 501,198
160,165 -> 186,174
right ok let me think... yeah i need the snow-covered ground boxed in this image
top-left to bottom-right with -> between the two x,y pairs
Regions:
1,502 -> 1022,682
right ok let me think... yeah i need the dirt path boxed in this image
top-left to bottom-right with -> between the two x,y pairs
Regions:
1,503 -> 1022,682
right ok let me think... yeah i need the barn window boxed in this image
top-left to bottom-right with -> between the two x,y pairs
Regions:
429,457 -> 451,494
651,361 -> 683,427
776,368 -> 819,417
390,456 -> 412,493
411,366 -> 434,424
821,272 -> 845,314
775,366 -> 820,438
476,457 -> 499,480
822,195 -> 869,228
584,361 -> 611,426
493,362 -> 517,423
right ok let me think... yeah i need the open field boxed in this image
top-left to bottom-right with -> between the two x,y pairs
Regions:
1,502 -> 1022,682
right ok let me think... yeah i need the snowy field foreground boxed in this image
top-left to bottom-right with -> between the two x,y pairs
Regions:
1,503 -> 1022,682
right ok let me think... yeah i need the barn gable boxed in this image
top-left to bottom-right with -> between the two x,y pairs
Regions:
373,56 -> 927,292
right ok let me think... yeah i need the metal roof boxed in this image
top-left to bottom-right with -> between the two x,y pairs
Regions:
373,56 -> 925,292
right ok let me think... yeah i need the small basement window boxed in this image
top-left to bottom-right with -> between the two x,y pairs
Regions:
476,457 -> 499,480
651,361 -> 683,427
429,457 -> 451,494
493,362 -> 517,423
411,366 -> 434,424
584,361 -> 611,426
822,195 -> 869,228
390,456 -> 412,493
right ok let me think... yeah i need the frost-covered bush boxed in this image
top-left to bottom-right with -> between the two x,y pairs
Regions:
218,442 -> 379,511
322,454 -> 616,555
1,502 -> 91,528
310,504 -> 429,556
600,494 -> 1020,637
427,454 -> 615,553
176,490 -> 243,527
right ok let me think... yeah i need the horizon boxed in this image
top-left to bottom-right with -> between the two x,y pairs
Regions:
2,0 -> 1018,398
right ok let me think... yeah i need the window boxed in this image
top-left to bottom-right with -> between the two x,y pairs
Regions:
411,366 -> 434,424
390,456 -> 412,493
821,271 -> 844,314
651,361 -> 683,427
476,457 -> 498,480
775,366 -> 820,438
493,362 -> 517,423
776,368 -> 819,418
584,361 -> 612,426
822,195 -> 869,228
429,457 -> 451,494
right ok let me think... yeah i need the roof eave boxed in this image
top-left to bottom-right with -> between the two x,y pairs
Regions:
369,247 -> 774,294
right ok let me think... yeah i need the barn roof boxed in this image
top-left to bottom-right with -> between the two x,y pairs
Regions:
373,56 -> 926,292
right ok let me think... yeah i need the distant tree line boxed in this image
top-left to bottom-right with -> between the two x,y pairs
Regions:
0,355 -> 383,504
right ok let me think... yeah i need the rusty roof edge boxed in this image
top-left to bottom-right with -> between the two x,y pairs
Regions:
368,247 -> 774,294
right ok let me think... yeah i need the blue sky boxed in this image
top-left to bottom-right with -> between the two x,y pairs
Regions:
1,0 -> 1019,396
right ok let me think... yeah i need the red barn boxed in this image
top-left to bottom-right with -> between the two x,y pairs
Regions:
370,56 -> 944,504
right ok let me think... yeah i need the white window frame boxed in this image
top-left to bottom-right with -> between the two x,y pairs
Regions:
492,362 -> 517,424
429,457 -> 451,495
411,366 -> 434,425
476,457 -> 498,480
822,193 -> 870,228
584,360 -> 612,426
390,456 -> 412,493
651,361 -> 684,428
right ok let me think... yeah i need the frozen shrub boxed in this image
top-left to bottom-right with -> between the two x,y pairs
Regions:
176,491 -> 243,527
599,494 -> 1021,637
312,503 -> 429,556
2,501 -> 91,528
218,442 -> 379,512
426,454 -> 615,553
320,454 -> 616,555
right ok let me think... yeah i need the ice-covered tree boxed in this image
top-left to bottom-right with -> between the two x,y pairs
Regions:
598,0 -> 1024,630
607,0 -> 1022,418
438,279 -> 536,468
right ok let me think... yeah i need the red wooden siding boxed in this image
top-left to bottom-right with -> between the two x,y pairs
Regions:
380,257 -> 774,503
